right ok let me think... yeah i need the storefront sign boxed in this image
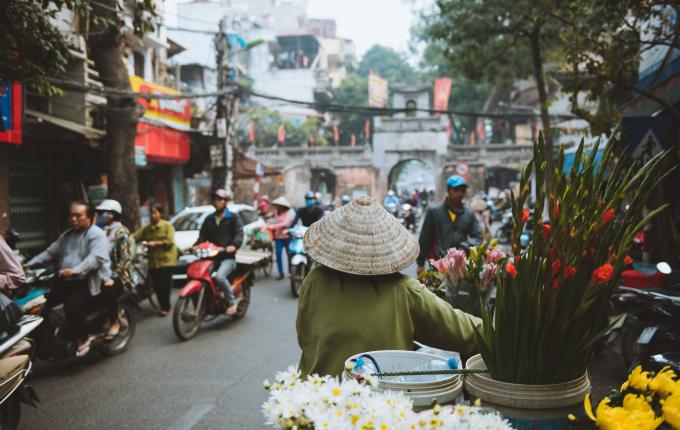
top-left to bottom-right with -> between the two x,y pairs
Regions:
210,144 -> 225,168
0,82 -> 23,144
129,76 -> 191,131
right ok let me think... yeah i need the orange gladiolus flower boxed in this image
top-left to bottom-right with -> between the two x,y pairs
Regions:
601,208 -> 616,224
542,223 -> 551,241
592,263 -> 614,285
506,262 -> 518,279
522,209 -> 529,223
624,255 -> 633,266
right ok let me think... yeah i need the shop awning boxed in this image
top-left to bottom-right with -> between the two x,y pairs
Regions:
233,146 -> 281,179
25,109 -> 105,141
135,121 -> 190,165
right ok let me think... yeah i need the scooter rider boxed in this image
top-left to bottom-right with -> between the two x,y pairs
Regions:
25,201 -> 111,357
95,199 -> 132,339
291,191 -> 324,227
417,175 -> 482,274
340,195 -> 351,206
194,189 -> 243,316
383,190 -> 399,208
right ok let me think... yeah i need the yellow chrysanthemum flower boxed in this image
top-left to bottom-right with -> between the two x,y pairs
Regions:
662,394 -> 680,429
627,366 -> 654,391
649,367 -> 679,398
594,395 -> 663,430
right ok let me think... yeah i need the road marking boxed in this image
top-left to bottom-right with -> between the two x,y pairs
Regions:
167,403 -> 215,430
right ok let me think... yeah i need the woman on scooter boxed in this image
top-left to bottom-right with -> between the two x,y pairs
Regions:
262,197 -> 294,280
133,204 -> 177,316
95,199 -> 132,339
296,196 -> 482,377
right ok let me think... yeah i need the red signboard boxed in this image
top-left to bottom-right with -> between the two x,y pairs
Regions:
433,77 -> 452,112
0,82 -> 23,145
135,122 -> 190,165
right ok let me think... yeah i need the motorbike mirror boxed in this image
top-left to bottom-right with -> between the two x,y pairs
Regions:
657,262 -> 672,275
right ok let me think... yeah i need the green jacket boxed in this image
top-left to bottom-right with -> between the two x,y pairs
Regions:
296,266 -> 482,377
133,220 -> 177,269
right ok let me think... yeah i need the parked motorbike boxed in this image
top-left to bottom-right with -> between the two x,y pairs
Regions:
14,269 -> 136,360
615,263 -> 680,371
288,226 -> 309,298
401,203 -> 418,232
0,294 -> 41,430
172,242 -> 253,340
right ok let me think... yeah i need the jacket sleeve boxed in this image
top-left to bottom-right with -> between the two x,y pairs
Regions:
195,218 -> 208,245
27,233 -> 63,268
160,222 -> 176,248
417,208 -> 435,266
409,283 -> 482,354
0,237 -> 24,290
72,231 -> 109,276
230,214 -> 244,249
133,226 -> 146,243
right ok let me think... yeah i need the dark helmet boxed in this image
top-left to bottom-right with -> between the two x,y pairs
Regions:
304,191 -> 315,200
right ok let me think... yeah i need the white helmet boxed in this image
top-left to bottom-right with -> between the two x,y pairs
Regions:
387,190 -> 395,197
96,199 -> 122,215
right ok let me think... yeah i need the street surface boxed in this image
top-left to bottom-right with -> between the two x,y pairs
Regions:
22,273 -> 301,430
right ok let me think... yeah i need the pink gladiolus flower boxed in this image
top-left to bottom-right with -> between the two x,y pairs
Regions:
486,249 -> 506,264
480,263 -> 496,292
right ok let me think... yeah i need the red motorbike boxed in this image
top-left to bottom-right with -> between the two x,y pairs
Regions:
172,242 -> 253,340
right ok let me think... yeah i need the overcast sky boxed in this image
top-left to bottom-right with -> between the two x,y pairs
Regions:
307,0 -> 418,57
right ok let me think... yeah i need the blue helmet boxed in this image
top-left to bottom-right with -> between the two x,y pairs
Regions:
447,175 -> 468,189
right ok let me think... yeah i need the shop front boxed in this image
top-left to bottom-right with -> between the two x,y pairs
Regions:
130,76 -> 191,220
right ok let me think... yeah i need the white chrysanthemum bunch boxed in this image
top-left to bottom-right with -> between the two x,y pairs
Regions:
262,366 -> 514,430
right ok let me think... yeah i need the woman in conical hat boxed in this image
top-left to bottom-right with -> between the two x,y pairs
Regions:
297,195 -> 481,377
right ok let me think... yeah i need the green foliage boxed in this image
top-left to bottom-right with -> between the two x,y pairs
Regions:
332,74 -> 370,146
357,45 -> 416,83
239,107 -> 324,147
474,130 -> 673,384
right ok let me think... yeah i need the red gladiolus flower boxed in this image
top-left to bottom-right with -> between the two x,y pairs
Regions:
601,208 -> 616,224
522,209 -> 529,223
506,262 -> 518,279
624,255 -> 633,266
542,223 -> 551,241
592,263 -> 614,285
551,279 -> 561,292
553,204 -> 559,218
551,259 -> 562,277
564,265 -> 577,278
514,255 -> 521,265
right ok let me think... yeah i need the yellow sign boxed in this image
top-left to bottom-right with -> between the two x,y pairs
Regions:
129,75 -> 191,131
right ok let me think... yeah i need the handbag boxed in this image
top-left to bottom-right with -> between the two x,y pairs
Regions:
0,292 -> 25,335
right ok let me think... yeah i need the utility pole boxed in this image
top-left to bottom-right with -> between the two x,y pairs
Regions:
212,17 -> 233,194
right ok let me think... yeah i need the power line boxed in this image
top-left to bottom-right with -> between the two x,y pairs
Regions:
44,77 -> 578,120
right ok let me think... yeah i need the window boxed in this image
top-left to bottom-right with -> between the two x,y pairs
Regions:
133,52 -> 144,77
405,100 -> 417,117
172,212 -> 205,231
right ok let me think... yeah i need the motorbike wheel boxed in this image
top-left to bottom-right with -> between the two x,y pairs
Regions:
0,397 -> 20,430
261,246 -> 273,277
99,304 -> 136,356
172,289 -> 205,341
231,281 -> 251,319
290,264 -> 307,298
621,322 -> 646,369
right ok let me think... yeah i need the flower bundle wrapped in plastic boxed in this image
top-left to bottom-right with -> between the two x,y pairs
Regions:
262,366 -> 514,429
429,241 -> 507,317
473,132 -> 672,384
569,365 -> 680,429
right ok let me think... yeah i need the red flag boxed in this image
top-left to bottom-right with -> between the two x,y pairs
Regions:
248,121 -> 255,143
477,122 -> 485,142
277,124 -> 286,144
470,131 -> 476,146
364,119 -> 370,141
351,133 -> 356,147
333,125 -> 339,144
433,77 -> 453,112
446,119 -> 452,139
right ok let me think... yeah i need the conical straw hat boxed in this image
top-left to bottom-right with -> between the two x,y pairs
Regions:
271,196 -> 291,209
303,195 -> 419,275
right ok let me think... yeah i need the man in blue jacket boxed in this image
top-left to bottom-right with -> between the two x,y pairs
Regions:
417,175 -> 482,273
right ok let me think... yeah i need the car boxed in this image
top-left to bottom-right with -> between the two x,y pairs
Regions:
171,204 -> 265,253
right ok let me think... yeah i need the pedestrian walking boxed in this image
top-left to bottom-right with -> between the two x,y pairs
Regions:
262,196 -> 294,280
133,204 -> 177,316
296,196 -> 481,377
417,175 -> 482,274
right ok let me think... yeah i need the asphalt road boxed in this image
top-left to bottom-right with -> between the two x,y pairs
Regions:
22,272 -> 301,430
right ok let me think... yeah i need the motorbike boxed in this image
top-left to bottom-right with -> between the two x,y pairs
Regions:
401,203 -> 418,232
0,295 -> 41,430
14,269 -> 136,360
615,263 -> 680,371
288,226 -> 309,298
172,242 -> 255,340
494,210 -> 513,244
128,241 -> 159,309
